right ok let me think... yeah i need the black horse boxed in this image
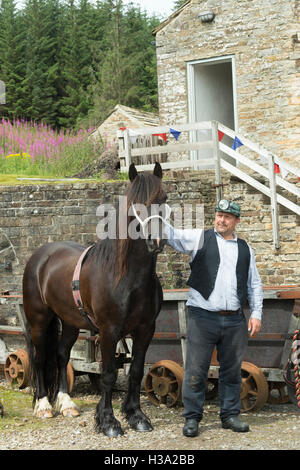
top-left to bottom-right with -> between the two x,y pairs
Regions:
23,162 -> 167,437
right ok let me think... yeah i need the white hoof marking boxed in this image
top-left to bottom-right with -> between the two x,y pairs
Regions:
34,397 -> 54,419
55,392 -> 79,417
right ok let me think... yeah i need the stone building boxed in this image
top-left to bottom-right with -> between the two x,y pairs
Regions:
90,104 -> 159,146
154,0 -> 300,166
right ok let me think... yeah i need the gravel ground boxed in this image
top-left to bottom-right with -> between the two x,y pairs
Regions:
0,377 -> 299,452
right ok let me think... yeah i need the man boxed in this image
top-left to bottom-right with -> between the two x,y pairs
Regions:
164,199 -> 263,436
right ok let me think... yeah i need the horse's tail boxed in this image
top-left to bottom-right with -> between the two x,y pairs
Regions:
25,313 -> 60,406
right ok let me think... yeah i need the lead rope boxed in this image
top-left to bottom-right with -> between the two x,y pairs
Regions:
292,329 -> 300,408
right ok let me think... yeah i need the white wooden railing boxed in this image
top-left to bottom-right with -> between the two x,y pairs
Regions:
118,121 -> 300,249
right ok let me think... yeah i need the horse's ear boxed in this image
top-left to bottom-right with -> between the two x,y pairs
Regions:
129,163 -> 138,182
153,162 -> 163,179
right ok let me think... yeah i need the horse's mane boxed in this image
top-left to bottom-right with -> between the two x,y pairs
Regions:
91,172 -> 165,285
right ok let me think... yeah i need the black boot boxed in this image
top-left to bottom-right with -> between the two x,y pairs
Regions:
222,416 -> 249,432
183,419 -> 199,437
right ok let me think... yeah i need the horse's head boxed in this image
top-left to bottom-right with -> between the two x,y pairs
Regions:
127,162 -> 168,254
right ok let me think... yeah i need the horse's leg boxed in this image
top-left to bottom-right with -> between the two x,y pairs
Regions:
122,323 -> 155,432
55,322 -> 80,417
95,332 -> 123,437
28,308 -> 57,419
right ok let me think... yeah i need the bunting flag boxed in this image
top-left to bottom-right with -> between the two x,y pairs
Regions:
170,128 -> 181,141
232,136 -> 243,150
274,163 -> 280,174
258,157 -> 299,181
218,130 -> 224,142
153,133 -> 167,142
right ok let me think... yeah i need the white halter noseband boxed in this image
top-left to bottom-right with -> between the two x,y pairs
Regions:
131,204 -> 172,239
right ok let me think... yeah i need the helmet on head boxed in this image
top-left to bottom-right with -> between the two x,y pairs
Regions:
215,199 -> 241,217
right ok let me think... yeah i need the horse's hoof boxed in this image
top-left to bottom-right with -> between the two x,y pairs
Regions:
34,397 -> 53,419
62,407 -> 80,418
104,426 -> 124,438
36,409 -> 54,419
134,421 -> 153,432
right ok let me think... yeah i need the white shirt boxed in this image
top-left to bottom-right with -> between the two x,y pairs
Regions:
165,226 -> 263,320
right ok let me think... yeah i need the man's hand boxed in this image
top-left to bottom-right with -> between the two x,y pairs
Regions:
248,318 -> 261,337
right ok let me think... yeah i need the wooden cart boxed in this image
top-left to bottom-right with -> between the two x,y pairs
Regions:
1,287 -> 300,413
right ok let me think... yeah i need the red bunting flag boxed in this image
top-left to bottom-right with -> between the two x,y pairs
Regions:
218,131 -> 224,142
274,163 -> 280,174
153,133 -> 167,142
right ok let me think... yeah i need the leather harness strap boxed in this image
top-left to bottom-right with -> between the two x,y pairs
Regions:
71,245 -> 99,332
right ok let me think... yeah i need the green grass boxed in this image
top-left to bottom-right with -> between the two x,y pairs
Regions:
0,386 -> 43,432
0,172 -> 129,186
0,173 -> 91,185
0,384 -> 95,433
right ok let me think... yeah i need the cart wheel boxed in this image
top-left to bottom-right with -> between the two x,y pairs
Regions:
67,362 -> 75,393
240,361 -> 269,412
145,360 -> 184,407
267,382 -> 290,404
4,349 -> 30,389
205,379 -> 218,400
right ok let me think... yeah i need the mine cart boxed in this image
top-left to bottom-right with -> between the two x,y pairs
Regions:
1,287 -> 300,413
143,288 -> 300,412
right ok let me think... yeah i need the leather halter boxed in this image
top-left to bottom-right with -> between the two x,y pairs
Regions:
71,245 -> 99,332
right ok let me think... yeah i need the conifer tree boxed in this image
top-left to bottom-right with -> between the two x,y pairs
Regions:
23,0 -> 61,127
173,0 -> 187,10
0,0 -> 25,119
88,0 -> 159,124
0,0 -> 161,129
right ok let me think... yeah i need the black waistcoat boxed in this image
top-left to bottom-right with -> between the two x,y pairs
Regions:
186,229 -> 250,307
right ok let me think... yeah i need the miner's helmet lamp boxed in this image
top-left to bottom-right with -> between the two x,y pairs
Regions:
215,199 -> 241,218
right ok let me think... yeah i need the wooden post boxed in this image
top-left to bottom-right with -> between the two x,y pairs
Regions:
268,154 -> 280,250
123,129 -> 131,171
178,300 -> 187,367
117,130 -> 126,170
211,120 -> 222,201
16,302 -> 29,334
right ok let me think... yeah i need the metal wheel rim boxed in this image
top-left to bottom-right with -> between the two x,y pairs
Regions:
145,360 -> 184,407
240,361 -> 269,412
267,382 -> 290,404
4,349 -> 30,389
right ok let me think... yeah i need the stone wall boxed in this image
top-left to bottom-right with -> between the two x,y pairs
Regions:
155,0 -> 300,166
0,175 -> 299,316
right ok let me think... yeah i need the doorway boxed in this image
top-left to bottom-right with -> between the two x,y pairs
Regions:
187,56 -> 237,166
